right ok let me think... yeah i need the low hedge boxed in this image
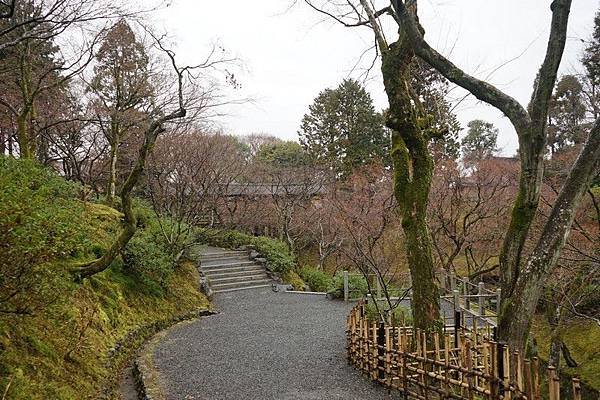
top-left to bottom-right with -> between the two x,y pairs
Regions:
299,266 -> 334,292
329,272 -> 369,299
196,228 -> 295,274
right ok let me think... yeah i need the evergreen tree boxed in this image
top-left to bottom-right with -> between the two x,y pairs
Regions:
89,19 -> 152,205
299,79 -> 388,177
547,75 -> 587,154
0,0 -> 65,160
461,120 -> 498,160
582,9 -> 600,120
583,10 -> 600,86
411,59 -> 461,160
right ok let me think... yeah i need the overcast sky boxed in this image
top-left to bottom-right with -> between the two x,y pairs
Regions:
159,1 -> 598,155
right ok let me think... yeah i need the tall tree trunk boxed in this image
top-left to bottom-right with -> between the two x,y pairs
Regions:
547,301 -> 563,369
497,119 -> 600,351
390,0 -> 574,345
107,140 -> 118,206
381,28 -> 440,331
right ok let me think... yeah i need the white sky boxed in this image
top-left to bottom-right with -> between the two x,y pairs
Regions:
158,0 -> 598,156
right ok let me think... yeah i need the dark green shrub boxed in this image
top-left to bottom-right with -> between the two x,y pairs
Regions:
122,224 -> 175,295
0,157 -> 89,314
365,301 -> 413,326
196,228 -> 295,273
328,272 -> 369,299
299,266 -> 334,292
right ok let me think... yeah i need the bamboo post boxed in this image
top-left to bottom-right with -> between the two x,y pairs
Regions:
451,272 -> 456,292
524,358 -> 533,400
483,341 -> 491,400
464,340 -> 473,399
385,326 -> 391,387
502,343 -> 510,400
548,366 -> 560,400
532,357 -> 540,400
515,351 -> 523,394
343,270 -> 349,302
444,334 -> 451,397
490,341 -> 499,398
372,322 -> 378,381
377,322 -> 386,382
572,378 -> 582,400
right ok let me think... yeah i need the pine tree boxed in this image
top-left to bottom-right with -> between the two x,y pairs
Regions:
299,79 -> 388,177
547,75 -> 587,155
89,19 -> 151,205
461,120 -> 499,161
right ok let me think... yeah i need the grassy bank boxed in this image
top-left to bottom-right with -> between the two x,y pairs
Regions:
0,158 -> 208,399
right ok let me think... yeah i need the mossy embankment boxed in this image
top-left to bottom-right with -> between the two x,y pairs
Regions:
0,158 -> 208,399
532,315 -> 600,393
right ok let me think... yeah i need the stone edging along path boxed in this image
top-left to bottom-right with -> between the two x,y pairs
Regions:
130,310 -> 217,400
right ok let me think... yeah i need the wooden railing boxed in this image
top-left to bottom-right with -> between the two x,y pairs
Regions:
346,302 -> 583,400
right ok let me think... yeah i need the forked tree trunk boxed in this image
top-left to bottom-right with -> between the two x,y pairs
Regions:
381,28 -> 440,332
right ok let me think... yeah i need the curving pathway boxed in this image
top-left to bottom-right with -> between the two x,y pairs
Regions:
153,287 -> 400,399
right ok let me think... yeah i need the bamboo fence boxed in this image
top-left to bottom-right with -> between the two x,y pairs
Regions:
346,302 -> 583,400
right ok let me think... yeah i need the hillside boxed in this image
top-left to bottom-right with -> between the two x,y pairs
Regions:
0,158 -> 208,399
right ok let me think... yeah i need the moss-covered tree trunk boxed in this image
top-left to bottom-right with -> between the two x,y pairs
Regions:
380,27 -> 440,331
106,119 -> 120,206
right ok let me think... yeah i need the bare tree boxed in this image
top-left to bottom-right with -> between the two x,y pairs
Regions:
74,33 -> 229,279
428,157 -> 517,281
303,0 -> 450,330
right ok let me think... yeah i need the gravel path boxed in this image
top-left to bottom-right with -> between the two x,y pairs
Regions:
153,287 -> 400,400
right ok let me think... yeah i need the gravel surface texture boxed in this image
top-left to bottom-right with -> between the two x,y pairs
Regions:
153,287 -> 401,400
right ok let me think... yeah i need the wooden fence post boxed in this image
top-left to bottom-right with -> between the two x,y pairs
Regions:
343,270 -> 349,302
464,277 -> 470,311
572,378 -> 582,400
450,272 -> 456,292
478,282 -> 485,317
453,289 -> 460,312
548,366 -> 560,400
377,322 -> 385,381
497,342 -> 506,398
532,357 -> 541,400
495,288 -> 502,316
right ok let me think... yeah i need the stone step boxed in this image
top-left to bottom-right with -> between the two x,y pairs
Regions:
209,274 -> 269,285
211,279 -> 272,291
204,268 -> 267,279
213,284 -> 273,293
201,251 -> 247,260
201,265 -> 265,275
201,260 -> 257,269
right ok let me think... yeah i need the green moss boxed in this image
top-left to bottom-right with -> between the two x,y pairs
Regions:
0,159 -> 208,399
532,315 -> 600,391
282,271 -> 305,291
299,266 -> 334,292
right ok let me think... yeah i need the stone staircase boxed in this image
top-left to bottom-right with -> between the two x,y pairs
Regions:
200,248 -> 272,293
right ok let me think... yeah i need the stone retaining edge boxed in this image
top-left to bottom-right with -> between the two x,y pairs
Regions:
132,309 -> 217,400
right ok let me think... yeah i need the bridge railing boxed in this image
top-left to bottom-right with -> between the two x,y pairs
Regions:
346,302 -> 583,400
